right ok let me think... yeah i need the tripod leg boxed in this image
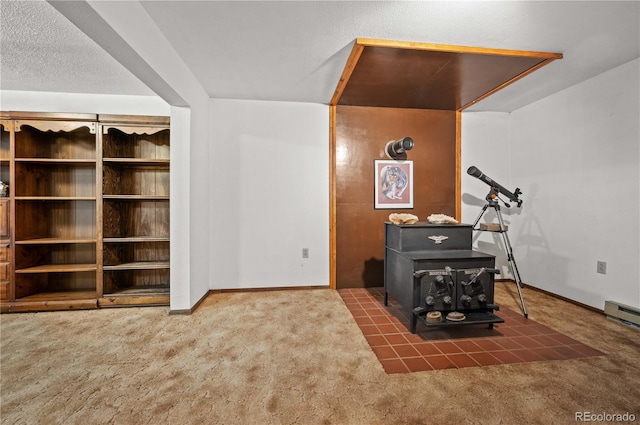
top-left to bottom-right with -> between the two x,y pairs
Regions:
495,208 -> 528,319
472,204 -> 489,229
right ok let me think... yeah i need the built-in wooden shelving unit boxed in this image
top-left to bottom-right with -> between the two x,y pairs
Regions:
99,116 -> 170,307
0,112 -> 170,312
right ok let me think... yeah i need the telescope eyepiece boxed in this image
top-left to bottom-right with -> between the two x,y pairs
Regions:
386,137 -> 414,159
397,137 -> 414,152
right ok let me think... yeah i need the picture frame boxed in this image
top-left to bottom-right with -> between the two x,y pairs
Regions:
374,159 -> 414,209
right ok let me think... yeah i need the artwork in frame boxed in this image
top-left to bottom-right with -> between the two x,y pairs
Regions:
374,159 -> 414,209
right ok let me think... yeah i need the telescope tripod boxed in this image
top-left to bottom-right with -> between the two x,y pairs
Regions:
472,197 -> 528,319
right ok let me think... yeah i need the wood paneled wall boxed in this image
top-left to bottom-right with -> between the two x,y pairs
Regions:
335,106 -> 457,288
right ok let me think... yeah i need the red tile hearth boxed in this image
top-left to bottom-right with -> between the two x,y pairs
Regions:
339,287 -> 605,374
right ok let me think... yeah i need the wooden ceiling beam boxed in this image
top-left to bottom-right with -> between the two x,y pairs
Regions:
330,41 -> 365,106
355,38 -> 562,60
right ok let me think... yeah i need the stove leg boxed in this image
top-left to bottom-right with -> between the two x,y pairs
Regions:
410,315 -> 417,334
384,290 -> 388,306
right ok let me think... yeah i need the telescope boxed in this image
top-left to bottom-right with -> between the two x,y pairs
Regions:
385,137 -> 414,159
467,166 -> 522,207
468,166 -> 528,318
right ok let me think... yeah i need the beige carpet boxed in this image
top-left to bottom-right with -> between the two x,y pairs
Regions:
1,283 -> 639,425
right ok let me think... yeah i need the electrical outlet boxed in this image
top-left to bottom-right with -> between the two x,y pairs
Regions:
302,248 -> 309,258
597,261 -> 607,275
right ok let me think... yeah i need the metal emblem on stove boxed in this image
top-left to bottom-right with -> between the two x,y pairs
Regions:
428,235 -> 448,244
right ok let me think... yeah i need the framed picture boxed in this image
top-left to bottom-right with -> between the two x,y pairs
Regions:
374,159 -> 413,209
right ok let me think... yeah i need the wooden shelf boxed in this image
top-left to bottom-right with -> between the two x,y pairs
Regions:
8,289 -> 98,312
15,238 -> 96,245
15,290 -> 97,301
99,287 -> 169,308
104,261 -> 169,271
16,196 -> 96,201
103,236 -> 169,243
103,286 -> 169,295
16,264 -> 97,273
103,195 -> 169,200
103,158 -> 169,166
15,158 -> 96,164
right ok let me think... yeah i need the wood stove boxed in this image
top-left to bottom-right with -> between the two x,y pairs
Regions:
384,222 -> 504,333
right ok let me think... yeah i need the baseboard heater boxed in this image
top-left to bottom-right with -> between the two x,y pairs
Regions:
604,301 -> 640,327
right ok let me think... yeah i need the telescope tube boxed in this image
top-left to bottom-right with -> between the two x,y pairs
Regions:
467,166 -> 522,206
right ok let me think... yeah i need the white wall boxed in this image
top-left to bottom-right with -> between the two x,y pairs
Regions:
0,90 -> 169,116
464,59 -> 640,311
209,99 -> 329,289
461,112 -> 517,279
168,106 -> 192,310
510,58 -> 639,310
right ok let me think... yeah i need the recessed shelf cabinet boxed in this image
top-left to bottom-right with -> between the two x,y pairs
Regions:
0,199 -> 10,302
1,120 -> 10,184
8,117 -> 98,309
1,121 -> 12,302
99,117 -> 170,307
0,112 -> 170,312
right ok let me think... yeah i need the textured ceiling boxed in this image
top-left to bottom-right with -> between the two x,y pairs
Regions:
0,0 -> 154,96
1,1 -> 639,112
